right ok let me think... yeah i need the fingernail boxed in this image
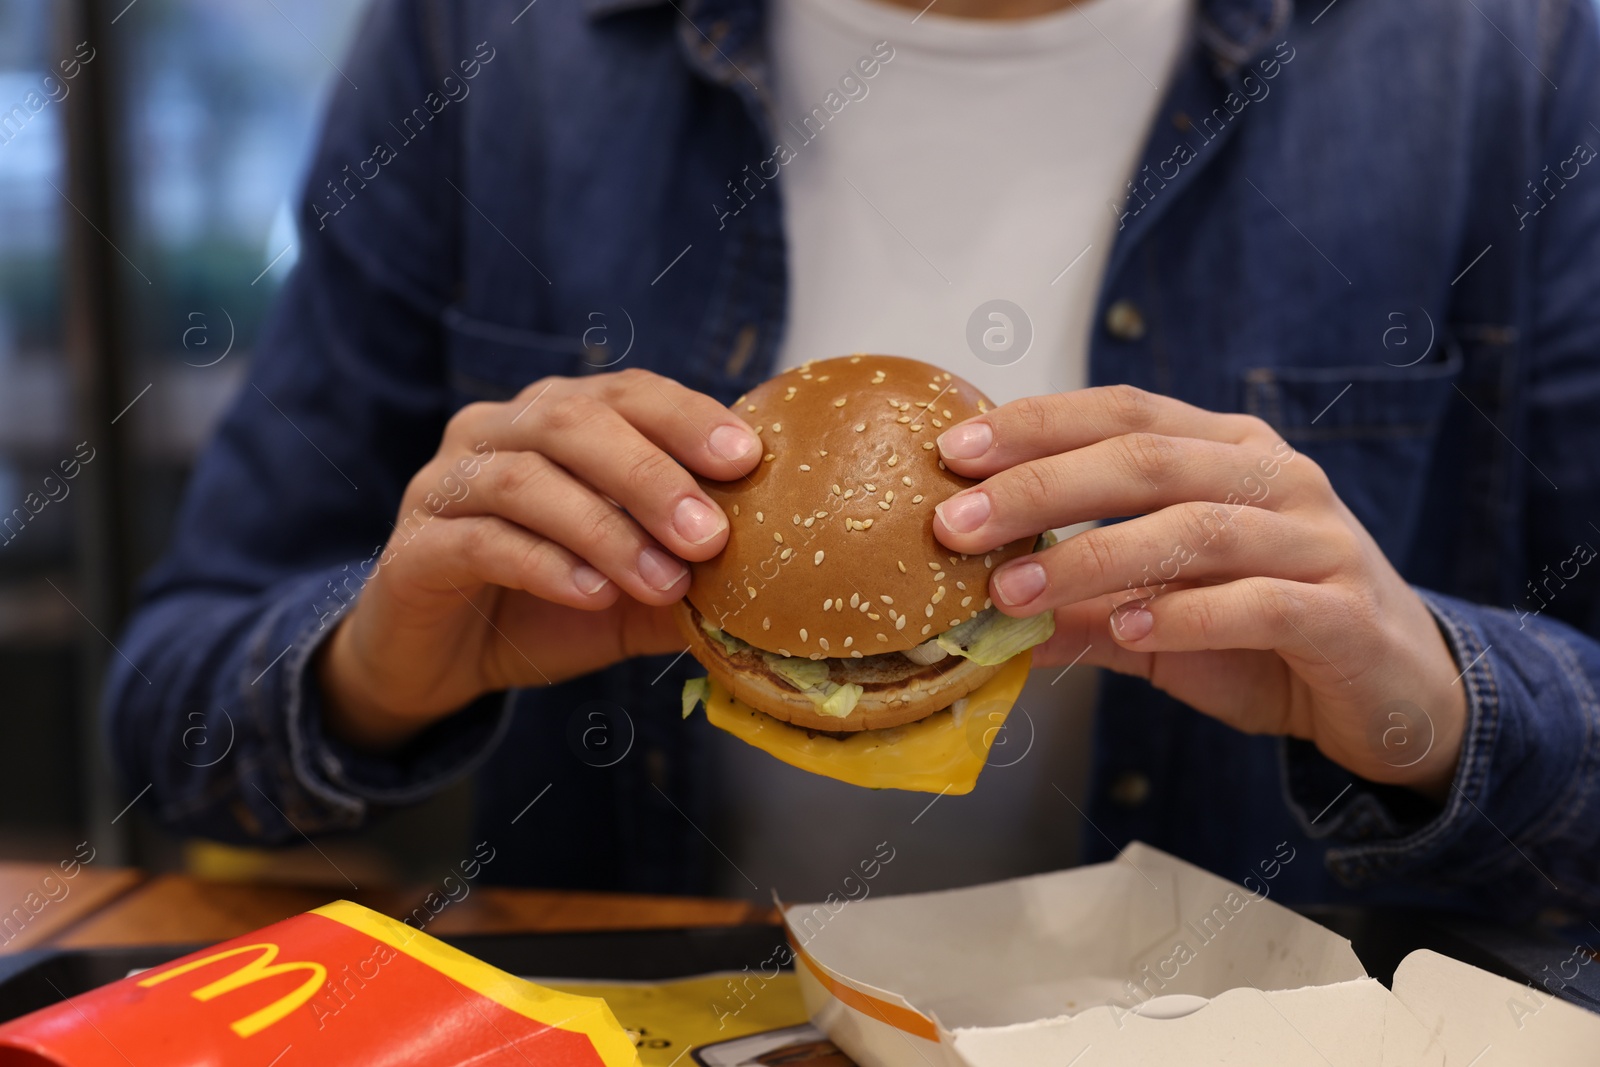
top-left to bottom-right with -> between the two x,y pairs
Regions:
934,489 -> 991,534
674,496 -> 726,545
709,423 -> 759,462
638,546 -> 688,591
1111,600 -> 1154,642
572,564 -> 610,595
937,420 -> 993,460
993,561 -> 1046,606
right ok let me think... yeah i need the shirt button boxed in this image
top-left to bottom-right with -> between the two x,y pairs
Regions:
1105,300 -> 1146,341
1108,771 -> 1151,808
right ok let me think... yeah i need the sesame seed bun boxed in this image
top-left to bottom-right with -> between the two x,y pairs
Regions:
681,354 -> 1036,729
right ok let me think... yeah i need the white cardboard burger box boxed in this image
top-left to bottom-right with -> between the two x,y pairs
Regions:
781,843 -> 1596,1066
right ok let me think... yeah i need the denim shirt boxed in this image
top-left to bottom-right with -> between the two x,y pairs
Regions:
107,0 -> 1600,915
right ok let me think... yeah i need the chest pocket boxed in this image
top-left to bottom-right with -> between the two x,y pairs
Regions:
442,306 -> 596,407
1241,343 -> 1464,558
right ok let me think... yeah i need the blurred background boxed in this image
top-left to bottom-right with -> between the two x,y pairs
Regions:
0,0 -> 472,881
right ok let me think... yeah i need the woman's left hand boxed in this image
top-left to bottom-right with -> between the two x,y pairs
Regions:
931,385 -> 1467,800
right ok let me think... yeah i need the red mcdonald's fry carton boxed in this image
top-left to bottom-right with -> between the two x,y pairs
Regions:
0,900 -> 641,1066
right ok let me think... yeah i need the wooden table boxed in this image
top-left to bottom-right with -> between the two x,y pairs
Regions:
0,863 -> 776,952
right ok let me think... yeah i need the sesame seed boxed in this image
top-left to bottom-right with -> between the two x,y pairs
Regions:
763,617 -> 771,629
880,595 -> 893,604
912,495 -> 924,503
819,375 -> 830,381
732,504 -> 740,516
746,404 -> 757,412
800,628 -> 808,642
850,593 -> 860,608
943,409 -> 953,419
879,501 -> 891,511
793,514 -> 801,524
888,608 -> 897,620
850,355 -> 861,362
897,416 -> 912,424
865,483 -> 876,492
961,596 -> 972,607
984,555 -> 993,567
854,423 -> 866,432
748,586 -> 758,598
910,424 -> 923,431
800,464 -> 811,472
814,550 -> 825,565
932,419 -> 943,429
755,425 -> 764,434
938,461 -> 946,470
834,397 -> 848,407
951,618 -> 961,627
921,624 -> 932,635
764,453 -> 775,462
778,648 -> 791,656
861,519 -> 874,528
756,511 -> 764,523
922,442 -> 935,450
859,602 -> 869,613
817,510 -> 828,517
933,587 -> 946,604
801,373 -> 813,380
895,615 -> 907,630
803,517 -> 814,528
877,633 -> 888,642
824,599 -> 833,611
844,489 -> 855,499
942,373 -> 951,380
844,636 -> 854,647
984,597 -> 993,609
774,532 -> 784,543
837,600 -> 844,611
978,400 -> 988,413
898,560 -> 907,573
832,484 -> 842,495
886,491 -> 895,503
957,581 -> 967,590
888,454 -> 899,467
772,423 -> 782,432
781,548 -> 793,559
934,571 -> 946,581
810,652 -> 824,660
929,383 -> 940,391
852,650 -> 864,658
819,636 -> 831,650
820,449 -> 828,456
924,604 -> 934,617
868,612 -> 881,621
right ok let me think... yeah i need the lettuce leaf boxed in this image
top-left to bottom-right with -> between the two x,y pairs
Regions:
936,606 -> 1054,666
682,677 -> 709,719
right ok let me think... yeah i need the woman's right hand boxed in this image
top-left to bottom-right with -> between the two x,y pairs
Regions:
315,368 -> 762,751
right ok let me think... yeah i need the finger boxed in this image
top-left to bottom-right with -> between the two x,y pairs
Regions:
513,392 -> 739,560
981,503 -> 1334,613
933,435 -> 1299,553
440,452 -> 691,603
421,515 -> 621,610
1106,577 -> 1349,671
935,385 -> 1281,476
596,368 -> 765,480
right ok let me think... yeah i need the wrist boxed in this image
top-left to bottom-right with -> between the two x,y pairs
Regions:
315,617 -> 432,752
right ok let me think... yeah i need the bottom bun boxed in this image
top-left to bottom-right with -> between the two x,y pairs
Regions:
674,600 -> 1004,731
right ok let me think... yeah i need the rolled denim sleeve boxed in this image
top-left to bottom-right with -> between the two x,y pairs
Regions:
103,0 -> 501,843
1282,590 -> 1600,917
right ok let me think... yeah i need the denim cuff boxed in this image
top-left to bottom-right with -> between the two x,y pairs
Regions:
258,562 -> 514,830
1280,588 -> 1505,888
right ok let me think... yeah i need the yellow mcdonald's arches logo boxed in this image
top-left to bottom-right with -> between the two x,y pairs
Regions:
137,942 -> 327,1038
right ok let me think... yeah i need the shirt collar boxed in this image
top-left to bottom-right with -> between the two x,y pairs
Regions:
578,0 -> 1293,82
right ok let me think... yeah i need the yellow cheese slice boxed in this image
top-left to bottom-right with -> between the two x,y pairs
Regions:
702,650 -> 1031,794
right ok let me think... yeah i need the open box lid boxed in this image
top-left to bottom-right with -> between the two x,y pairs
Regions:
782,843 -> 1597,1066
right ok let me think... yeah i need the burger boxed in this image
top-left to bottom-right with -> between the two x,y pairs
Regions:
678,355 -> 1054,793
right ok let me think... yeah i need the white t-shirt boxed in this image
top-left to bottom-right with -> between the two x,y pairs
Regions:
709,0 -> 1193,900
